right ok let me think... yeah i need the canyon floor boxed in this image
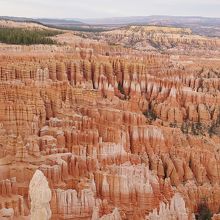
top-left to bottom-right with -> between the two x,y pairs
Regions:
0,20 -> 220,220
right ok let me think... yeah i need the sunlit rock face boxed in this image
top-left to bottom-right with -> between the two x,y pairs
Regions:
29,170 -> 52,220
148,193 -> 190,220
0,23 -> 219,220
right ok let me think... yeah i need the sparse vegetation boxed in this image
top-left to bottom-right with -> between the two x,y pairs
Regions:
0,28 -> 61,45
181,121 -> 205,135
118,82 -> 126,96
116,82 -> 129,100
143,108 -> 157,121
191,122 -> 203,135
48,25 -> 108,33
208,115 -> 220,137
170,121 -> 177,128
196,200 -> 212,220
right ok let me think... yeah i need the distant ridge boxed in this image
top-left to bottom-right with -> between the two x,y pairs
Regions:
79,15 -> 220,37
0,15 -> 220,37
79,15 -> 220,25
0,16 -> 84,27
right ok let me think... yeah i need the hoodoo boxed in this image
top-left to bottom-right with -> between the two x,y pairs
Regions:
0,14 -> 219,220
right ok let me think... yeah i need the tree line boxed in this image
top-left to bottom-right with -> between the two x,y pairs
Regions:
0,28 -> 62,45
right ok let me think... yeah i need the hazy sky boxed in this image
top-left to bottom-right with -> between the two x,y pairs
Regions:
0,0 -> 219,18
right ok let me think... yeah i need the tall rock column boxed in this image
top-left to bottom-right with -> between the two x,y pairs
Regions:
29,170 -> 52,220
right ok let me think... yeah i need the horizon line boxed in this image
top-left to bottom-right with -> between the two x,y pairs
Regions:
1,14 -> 220,20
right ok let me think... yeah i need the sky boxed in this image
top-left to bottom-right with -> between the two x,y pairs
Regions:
0,0 -> 219,19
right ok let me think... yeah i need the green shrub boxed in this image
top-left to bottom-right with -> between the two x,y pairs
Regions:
181,121 -> 204,135
170,121 -> 177,128
196,201 -> 212,220
208,115 -> 220,137
0,28 -> 61,45
143,109 -> 157,121
118,82 -> 126,96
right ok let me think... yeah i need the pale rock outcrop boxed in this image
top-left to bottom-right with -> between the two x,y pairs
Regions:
147,193 -> 189,220
29,170 -> 52,220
